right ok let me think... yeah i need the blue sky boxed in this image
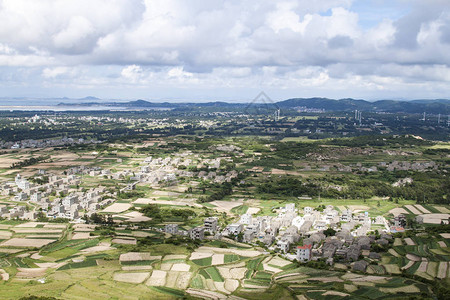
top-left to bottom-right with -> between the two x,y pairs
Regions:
0,0 -> 450,102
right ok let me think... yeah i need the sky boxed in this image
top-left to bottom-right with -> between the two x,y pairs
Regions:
1,0 -> 450,102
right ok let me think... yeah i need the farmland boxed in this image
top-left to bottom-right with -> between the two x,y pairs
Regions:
0,116 -> 449,299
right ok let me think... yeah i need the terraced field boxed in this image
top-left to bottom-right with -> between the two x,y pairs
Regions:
0,217 -> 449,300
381,233 -> 450,280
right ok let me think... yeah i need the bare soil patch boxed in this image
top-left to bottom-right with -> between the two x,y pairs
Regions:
71,232 -> 91,240
211,254 -> 225,265
323,291 -> 349,297
102,203 -> 131,213
209,200 -> 243,212
419,213 -> 450,224
1,238 -> 55,248
122,266 -> 153,271
81,242 -> 115,253
404,238 -> 416,246
171,263 -> 190,272
437,262 -> 448,279
268,256 -> 291,267
406,254 -> 421,261
434,206 -> 450,213
163,254 -> 187,260
14,222 -> 42,228
12,228 -> 62,234
263,264 -> 282,273
112,238 -> 137,245
405,205 -> 421,214
414,205 -> 431,214
0,268 -> 9,281
119,252 -> 152,262
123,211 -> 151,222
114,272 -> 150,283
401,261 -> 415,270
176,271 -> 192,289
224,279 -> 239,293
0,231 -> 12,238
73,224 -> 96,232
146,270 -> 167,286
133,198 -> 202,207
246,207 -> 260,214
16,267 -> 47,278
43,224 -> 67,229
187,289 -> 227,300
160,263 -> 172,271
0,248 -> 22,253
418,261 -> 428,273
389,207 -> 409,216
190,252 -> 213,260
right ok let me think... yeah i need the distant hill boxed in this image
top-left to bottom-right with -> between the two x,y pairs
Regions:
78,96 -> 101,101
57,97 -> 449,114
277,98 -> 449,114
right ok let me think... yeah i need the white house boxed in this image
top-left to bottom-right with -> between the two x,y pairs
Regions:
239,213 -> 252,225
297,244 -> 312,261
304,207 -> 313,214
292,216 -> 305,230
277,240 -> 290,253
226,223 -> 243,235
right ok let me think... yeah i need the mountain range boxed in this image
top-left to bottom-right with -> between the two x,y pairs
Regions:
56,97 -> 449,114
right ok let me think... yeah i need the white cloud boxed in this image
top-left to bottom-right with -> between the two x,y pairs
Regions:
42,67 -> 70,78
121,65 -> 143,82
0,0 -> 450,99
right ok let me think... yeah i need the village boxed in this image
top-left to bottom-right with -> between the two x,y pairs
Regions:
161,202 -> 411,273
0,151 -> 238,222
1,147 -> 448,277
0,136 -> 448,299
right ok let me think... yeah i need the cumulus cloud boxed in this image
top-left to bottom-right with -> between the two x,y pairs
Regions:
0,0 -> 449,99
42,67 -> 70,79
121,65 -> 143,82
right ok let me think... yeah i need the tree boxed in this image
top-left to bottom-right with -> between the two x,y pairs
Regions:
36,212 -> 48,222
323,228 -> 336,237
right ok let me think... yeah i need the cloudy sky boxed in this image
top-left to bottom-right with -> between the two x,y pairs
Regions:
1,0 -> 450,102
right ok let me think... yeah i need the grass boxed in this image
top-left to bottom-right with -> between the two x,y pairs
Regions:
352,286 -> 387,299
205,240 -> 251,249
190,274 -> 204,289
57,259 -> 98,270
42,239 -> 100,260
0,263 -> 167,300
149,286 -> 186,298
231,205 -> 249,215
405,262 -> 421,275
204,266 -> 224,282
224,254 -> 241,263
253,271 -> 273,280
120,260 -> 156,266
247,257 -> 265,271
192,257 -> 212,266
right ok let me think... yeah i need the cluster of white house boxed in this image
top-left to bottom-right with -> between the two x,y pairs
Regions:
2,137 -> 100,150
0,152 -> 240,221
163,217 -> 220,241
162,203 -> 392,267
0,172 -> 113,221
